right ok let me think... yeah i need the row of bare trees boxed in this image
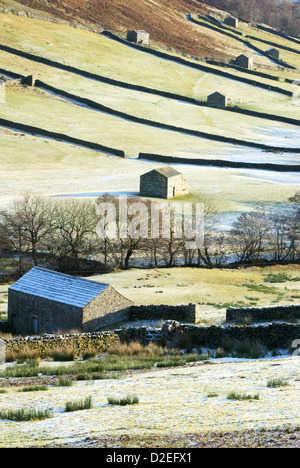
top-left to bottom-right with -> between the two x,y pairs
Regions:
0,192 -> 299,275
207,0 -> 300,37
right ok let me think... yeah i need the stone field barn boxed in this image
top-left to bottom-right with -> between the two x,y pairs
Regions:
8,267 -> 133,335
207,91 -> 228,109
126,30 -> 150,45
140,166 -> 189,199
224,16 -> 239,28
236,54 -> 253,69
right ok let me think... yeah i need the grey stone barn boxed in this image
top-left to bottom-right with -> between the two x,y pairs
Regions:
8,267 -> 133,335
140,166 -> 189,199
224,16 -> 238,28
127,30 -> 150,45
207,91 -> 228,109
266,48 -> 280,60
236,54 -> 253,69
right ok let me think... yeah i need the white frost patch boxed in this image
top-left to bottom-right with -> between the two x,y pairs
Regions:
0,357 -> 299,447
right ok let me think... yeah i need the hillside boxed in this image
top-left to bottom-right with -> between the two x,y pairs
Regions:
1,0 -> 298,60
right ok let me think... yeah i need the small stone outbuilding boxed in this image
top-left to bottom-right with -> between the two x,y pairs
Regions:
236,54 -> 253,69
140,166 -> 188,199
266,48 -> 280,60
207,91 -> 228,109
127,30 -> 150,45
21,75 -> 36,87
224,16 -> 239,28
8,267 -> 133,335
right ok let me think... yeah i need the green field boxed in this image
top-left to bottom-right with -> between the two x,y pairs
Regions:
91,265 -> 300,324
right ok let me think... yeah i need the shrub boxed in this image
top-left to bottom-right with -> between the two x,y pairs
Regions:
107,395 -> 139,406
65,396 -> 92,412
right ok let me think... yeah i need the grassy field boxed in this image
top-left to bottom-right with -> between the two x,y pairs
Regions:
2,85 -> 299,152
90,265 -> 300,325
0,357 -> 299,447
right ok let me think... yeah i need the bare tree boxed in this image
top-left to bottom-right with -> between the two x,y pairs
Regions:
49,199 -> 97,272
12,193 -> 55,266
229,207 -> 271,264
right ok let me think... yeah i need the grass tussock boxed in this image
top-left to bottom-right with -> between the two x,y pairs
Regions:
227,391 -> 260,401
18,386 -> 48,392
65,396 -> 92,412
267,379 -> 289,388
108,341 -> 164,357
107,395 -> 139,406
51,348 -> 76,362
5,346 -> 40,363
55,378 -> 73,387
0,408 -> 52,421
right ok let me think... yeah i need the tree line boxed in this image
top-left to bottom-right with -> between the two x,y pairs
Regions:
205,0 -> 300,37
0,192 -> 299,276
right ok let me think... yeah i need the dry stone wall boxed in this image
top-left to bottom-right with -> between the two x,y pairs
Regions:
226,305 -> 300,323
161,320 -> 300,350
3,330 -> 119,358
129,304 -> 201,323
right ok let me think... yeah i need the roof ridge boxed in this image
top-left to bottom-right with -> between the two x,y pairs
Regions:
29,267 -> 109,286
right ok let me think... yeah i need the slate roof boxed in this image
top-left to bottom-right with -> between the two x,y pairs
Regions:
9,267 -> 110,308
208,91 -> 227,98
142,166 -> 181,179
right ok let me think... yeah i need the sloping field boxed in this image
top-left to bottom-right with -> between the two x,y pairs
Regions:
2,85 -> 299,151
0,357 -> 299,448
92,265 -> 300,324
0,7 -> 297,222
1,127 -> 298,212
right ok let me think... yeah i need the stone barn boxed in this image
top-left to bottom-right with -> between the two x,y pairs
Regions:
266,48 -> 280,60
224,16 -> 239,28
207,91 -> 228,109
127,30 -> 150,45
21,75 -> 35,87
8,267 -> 133,335
140,166 -> 188,199
236,54 -> 253,69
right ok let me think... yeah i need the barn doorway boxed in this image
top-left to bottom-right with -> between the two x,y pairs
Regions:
173,187 -> 176,197
31,316 -> 38,334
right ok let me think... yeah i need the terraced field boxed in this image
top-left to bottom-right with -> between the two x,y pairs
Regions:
0,0 -> 299,449
0,10 -> 299,212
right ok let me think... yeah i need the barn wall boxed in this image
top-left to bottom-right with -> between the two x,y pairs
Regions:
82,286 -> 133,331
7,289 -> 83,335
140,172 -> 168,198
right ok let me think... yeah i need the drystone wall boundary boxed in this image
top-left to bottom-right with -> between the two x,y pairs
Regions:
101,32 -> 294,96
226,305 -> 300,323
0,117 -> 125,157
138,153 -> 300,172
3,331 -> 119,358
129,304 -> 201,323
160,321 -> 300,350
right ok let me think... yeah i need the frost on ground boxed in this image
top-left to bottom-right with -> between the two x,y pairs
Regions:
0,357 -> 299,448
